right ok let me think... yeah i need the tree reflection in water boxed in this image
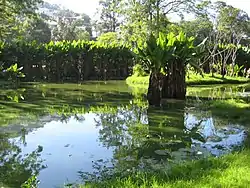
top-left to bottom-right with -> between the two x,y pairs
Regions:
79,100 -> 208,182
0,130 -> 46,187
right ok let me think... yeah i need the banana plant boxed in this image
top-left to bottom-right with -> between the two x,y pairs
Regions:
3,63 -> 25,85
136,32 -> 173,73
0,40 -> 135,82
135,32 -> 174,106
135,31 -> 207,103
166,31 -> 205,73
162,32 -> 207,99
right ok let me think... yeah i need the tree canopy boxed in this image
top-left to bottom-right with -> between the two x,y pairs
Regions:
0,0 -> 43,40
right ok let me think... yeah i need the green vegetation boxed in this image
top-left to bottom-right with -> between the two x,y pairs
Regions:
1,82 -> 249,126
0,81 -> 133,125
0,41 -> 134,82
202,99 -> 250,126
126,74 -> 250,86
1,0 -> 250,187
0,0 -> 42,40
1,82 -> 250,188
135,31 -> 204,105
83,149 -> 250,188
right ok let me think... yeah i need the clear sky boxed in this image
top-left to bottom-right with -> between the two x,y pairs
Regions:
44,0 -> 250,18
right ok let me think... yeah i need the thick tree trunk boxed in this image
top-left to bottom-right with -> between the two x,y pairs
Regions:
162,61 -> 186,99
147,72 -> 163,106
84,52 -> 93,80
56,60 -> 61,83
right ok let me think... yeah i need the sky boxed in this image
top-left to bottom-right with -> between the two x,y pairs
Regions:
44,0 -> 250,18
45,0 -> 100,17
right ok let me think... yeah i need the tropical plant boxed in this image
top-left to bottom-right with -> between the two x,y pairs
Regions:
136,31 -> 204,105
2,63 -> 25,83
0,40 -> 135,82
136,33 -> 173,105
162,31 -> 205,99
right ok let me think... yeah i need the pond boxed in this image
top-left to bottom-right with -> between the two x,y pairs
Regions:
0,81 -> 249,187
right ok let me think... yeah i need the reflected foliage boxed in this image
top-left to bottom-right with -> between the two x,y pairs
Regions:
80,98 -> 246,183
0,82 -> 249,186
0,132 -> 45,187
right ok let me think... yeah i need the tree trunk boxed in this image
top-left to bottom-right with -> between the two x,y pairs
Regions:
147,72 -> 163,106
221,61 -> 226,78
162,61 -> 186,99
84,52 -> 93,80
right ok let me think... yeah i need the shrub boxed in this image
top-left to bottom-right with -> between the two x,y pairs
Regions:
132,64 -> 147,77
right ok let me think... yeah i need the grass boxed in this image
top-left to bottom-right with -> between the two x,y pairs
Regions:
82,148 -> 250,188
126,73 -> 250,86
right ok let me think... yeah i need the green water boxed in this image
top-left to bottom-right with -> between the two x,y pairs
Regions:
0,81 -> 249,188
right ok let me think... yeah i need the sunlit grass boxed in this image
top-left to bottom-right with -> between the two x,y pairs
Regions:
82,149 -> 250,188
126,73 -> 250,86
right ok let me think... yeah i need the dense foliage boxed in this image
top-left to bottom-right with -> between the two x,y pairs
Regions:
0,41 -> 134,82
135,31 -> 205,104
0,0 -> 43,41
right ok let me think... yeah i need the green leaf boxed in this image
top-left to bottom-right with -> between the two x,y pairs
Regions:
177,31 -> 186,42
167,32 -> 176,46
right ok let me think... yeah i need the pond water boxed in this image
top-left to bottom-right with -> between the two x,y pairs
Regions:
0,81 -> 249,187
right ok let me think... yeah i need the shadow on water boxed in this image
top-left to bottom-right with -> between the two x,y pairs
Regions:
0,82 -> 250,187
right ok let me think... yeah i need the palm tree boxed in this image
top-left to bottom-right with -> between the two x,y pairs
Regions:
136,32 -> 205,105
137,33 -> 172,106
162,32 -> 198,99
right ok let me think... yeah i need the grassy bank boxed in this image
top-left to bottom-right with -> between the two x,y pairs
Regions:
82,149 -> 250,188
126,74 -> 250,86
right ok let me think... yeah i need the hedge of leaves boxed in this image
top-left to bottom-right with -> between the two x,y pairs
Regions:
0,40 -> 135,82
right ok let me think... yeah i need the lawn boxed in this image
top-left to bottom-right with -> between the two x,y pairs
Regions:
126,73 -> 250,86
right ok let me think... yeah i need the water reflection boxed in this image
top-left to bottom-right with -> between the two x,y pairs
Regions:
186,113 -> 246,156
0,104 -> 247,187
0,132 -> 45,187
187,84 -> 250,100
